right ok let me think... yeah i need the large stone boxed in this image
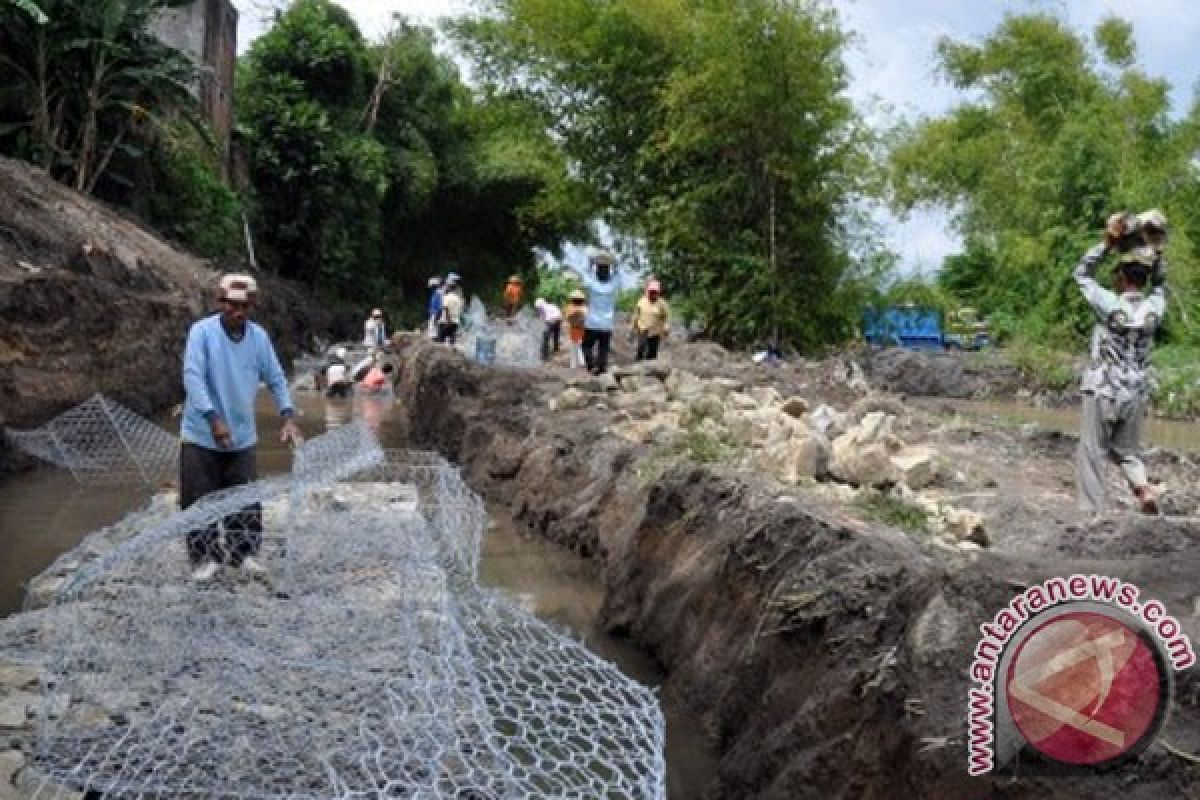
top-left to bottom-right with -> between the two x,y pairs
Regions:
724,410 -> 772,446
728,392 -> 760,411
665,370 -> 706,401
891,446 -> 939,490
0,749 -> 26,800
942,507 -> 988,546
806,403 -> 848,438
0,662 -> 40,690
828,414 -> 901,487
725,408 -> 807,448
708,377 -> 744,396
0,691 -> 37,728
753,432 -> 830,484
855,411 -> 894,443
749,386 -> 783,408
779,396 -> 810,418
555,387 -> 589,411
611,412 -> 681,445
829,440 -> 896,487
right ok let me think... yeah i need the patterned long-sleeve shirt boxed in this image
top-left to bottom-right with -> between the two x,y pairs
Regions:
1073,243 -> 1166,411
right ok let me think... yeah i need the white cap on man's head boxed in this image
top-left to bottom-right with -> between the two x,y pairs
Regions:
219,273 -> 258,302
371,308 -> 383,317
590,249 -> 615,266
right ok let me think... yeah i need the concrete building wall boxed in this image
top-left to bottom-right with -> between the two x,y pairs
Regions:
150,0 -> 238,173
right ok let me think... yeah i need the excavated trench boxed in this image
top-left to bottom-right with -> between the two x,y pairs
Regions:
397,340 -> 1200,800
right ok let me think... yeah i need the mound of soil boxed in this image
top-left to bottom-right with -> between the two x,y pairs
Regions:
0,156 -> 331,472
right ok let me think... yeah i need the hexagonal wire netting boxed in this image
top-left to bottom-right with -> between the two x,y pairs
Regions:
28,415 -> 665,798
5,394 -> 178,488
459,298 -> 543,367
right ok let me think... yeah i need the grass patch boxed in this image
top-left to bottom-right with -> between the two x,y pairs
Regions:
681,429 -> 730,463
1152,344 -> 1200,417
1008,339 -> 1076,391
855,492 -> 930,536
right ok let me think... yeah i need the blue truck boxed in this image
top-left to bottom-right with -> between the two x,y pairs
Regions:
862,305 -> 991,351
862,306 -> 945,350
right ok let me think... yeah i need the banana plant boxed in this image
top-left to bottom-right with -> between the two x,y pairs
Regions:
0,0 -> 207,193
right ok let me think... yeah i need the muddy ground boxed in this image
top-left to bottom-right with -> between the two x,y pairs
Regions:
0,156 -> 331,474
400,338 -> 1200,799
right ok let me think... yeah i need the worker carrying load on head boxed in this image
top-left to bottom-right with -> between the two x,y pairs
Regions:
1074,209 -> 1168,515
631,278 -> 670,362
566,250 -> 618,375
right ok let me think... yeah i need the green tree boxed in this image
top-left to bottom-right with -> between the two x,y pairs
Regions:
889,12 -> 1198,347
0,0 -> 203,194
453,0 -> 877,349
239,1 -> 592,307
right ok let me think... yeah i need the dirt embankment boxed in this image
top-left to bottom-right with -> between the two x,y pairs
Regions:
400,341 -> 1200,799
0,156 -> 331,472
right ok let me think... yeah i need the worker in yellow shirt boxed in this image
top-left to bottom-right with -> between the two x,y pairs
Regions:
630,279 -> 670,361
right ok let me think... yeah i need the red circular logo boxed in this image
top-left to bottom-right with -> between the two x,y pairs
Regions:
1005,611 -> 1168,765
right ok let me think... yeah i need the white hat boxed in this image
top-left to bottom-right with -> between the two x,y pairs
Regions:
219,273 -> 258,302
428,276 -> 442,288
371,308 -> 383,317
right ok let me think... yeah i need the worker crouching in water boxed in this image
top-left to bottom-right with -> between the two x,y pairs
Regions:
631,279 -> 670,361
1075,210 -> 1168,515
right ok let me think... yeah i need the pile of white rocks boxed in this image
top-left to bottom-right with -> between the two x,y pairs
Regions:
550,363 -> 988,548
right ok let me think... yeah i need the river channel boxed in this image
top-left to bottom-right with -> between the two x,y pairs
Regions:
0,391 -> 715,797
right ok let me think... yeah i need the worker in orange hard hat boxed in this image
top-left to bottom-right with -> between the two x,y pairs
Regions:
503,274 -> 523,318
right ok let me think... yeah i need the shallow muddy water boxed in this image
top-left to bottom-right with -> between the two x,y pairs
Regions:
0,388 -> 714,797
922,398 -> 1200,452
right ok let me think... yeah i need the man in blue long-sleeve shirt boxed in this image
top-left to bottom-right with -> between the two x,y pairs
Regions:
568,251 -> 619,375
181,273 -> 302,581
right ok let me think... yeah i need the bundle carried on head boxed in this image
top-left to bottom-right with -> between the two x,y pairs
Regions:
1106,209 -> 1167,285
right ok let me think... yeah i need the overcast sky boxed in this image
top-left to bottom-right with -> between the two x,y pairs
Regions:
231,0 -> 1200,275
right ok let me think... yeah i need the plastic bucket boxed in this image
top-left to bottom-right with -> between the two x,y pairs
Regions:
475,335 -> 497,365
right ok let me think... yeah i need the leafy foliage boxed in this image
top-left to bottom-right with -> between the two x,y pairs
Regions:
453,0 -> 879,350
532,266 -> 580,307
889,11 -> 1200,351
0,0 -> 203,195
145,127 -> 242,259
238,0 -> 592,308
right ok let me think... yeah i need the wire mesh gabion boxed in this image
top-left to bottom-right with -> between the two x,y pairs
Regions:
26,447 -> 666,799
5,394 -> 178,488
